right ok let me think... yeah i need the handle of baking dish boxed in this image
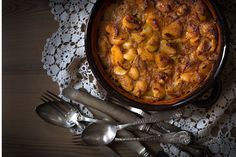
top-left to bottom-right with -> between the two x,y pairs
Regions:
193,78 -> 222,108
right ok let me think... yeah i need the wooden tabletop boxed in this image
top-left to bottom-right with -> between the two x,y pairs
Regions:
3,0 -> 146,156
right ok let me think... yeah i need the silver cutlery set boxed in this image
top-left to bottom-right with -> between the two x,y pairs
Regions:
36,88 -> 212,157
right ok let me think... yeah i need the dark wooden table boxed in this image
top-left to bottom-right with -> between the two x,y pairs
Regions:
3,0 -> 140,156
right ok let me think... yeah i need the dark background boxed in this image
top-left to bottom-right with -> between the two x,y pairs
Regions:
2,0 -> 136,156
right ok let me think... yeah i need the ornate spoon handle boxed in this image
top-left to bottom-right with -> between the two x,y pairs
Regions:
116,110 -> 182,130
115,131 -> 191,145
88,107 -> 155,157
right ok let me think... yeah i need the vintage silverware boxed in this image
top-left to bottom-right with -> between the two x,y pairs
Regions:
63,87 -> 143,122
63,87 -> 192,145
72,134 -> 155,157
87,107 -> 155,157
63,87 -> 210,156
36,91 -> 157,156
106,96 -> 149,117
106,97 -> 213,157
37,91 -> 155,157
36,91 -> 106,128
62,87 -> 186,135
36,101 -> 77,128
37,91 -> 177,130
82,122 -> 191,145
36,91 -> 160,156
116,104 -> 213,157
36,92 -> 121,157
81,111 -> 185,145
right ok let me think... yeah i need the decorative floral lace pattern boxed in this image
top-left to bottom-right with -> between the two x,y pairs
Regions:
42,0 -> 236,156
42,0 -> 106,134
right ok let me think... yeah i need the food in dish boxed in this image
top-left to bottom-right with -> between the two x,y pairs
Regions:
97,0 -> 219,102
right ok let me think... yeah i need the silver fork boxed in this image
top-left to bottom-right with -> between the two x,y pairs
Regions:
39,91 -> 105,125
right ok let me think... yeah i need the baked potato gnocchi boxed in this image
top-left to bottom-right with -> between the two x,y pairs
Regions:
98,0 -> 219,102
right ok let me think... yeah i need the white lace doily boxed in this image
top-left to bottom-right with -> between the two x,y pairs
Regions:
42,0 -> 236,156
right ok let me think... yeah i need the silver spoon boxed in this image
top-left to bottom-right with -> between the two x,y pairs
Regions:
82,122 -> 191,145
81,114 -> 191,145
36,92 -> 104,128
36,101 -> 78,128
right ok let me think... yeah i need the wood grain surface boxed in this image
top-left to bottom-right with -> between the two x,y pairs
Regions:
2,0 -> 144,156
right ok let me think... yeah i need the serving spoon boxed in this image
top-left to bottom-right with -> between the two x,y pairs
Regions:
82,122 -> 191,145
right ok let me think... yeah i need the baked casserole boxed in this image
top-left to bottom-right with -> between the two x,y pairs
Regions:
97,0 -> 220,103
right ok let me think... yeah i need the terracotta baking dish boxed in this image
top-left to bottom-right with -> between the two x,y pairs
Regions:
85,0 -> 228,110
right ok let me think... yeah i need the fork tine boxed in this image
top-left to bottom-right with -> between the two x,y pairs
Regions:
72,136 -> 83,142
46,90 -> 78,109
41,95 -> 52,102
44,91 -> 77,114
72,134 -> 79,137
40,97 -> 48,103
72,138 -> 84,142
46,90 -> 62,100
44,92 -> 59,102
72,137 -> 82,141
45,91 -> 78,110
71,135 -> 88,146
72,141 -> 88,146
41,93 -> 68,114
72,134 -> 82,139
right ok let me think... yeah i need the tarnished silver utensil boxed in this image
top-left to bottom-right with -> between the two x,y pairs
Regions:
36,91 -> 105,128
62,87 -> 144,123
36,91 -> 156,156
36,92 -> 121,157
63,87 -> 192,145
86,107 -> 155,157
62,87 -> 187,135
36,91 -> 189,146
36,91 -> 155,157
36,101 -> 78,128
81,110 -> 188,145
82,121 -> 191,145
111,101 -> 213,157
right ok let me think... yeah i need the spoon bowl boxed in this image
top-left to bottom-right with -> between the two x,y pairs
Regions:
36,102 -> 78,128
82,123 -> 117,145
36,91 -> 107,129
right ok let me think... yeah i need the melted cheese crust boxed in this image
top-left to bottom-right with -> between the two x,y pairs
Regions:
98,0 -> 218,101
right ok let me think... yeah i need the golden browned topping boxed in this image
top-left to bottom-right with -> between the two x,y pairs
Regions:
98,0 -> 219,102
